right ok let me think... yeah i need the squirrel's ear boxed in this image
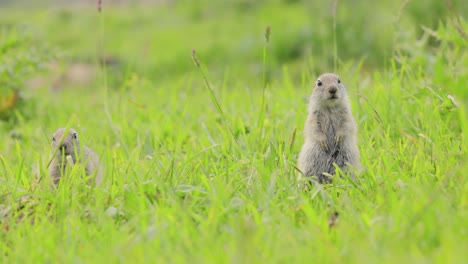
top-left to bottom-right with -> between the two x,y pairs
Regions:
72,132 -> 78,139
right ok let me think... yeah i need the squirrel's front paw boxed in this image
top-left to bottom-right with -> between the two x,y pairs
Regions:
318,139 -> 329,152
334,134 -> 344,145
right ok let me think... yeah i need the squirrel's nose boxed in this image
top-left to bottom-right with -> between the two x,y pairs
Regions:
60,144 -> 67,151
329,86 -> 337,94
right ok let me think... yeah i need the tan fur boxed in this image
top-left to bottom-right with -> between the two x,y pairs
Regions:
48,128 -> 102,185
298,73 -> 360,183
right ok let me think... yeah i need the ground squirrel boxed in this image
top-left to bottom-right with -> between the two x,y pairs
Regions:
298,73 -> 360,183
48,128 -> 102,185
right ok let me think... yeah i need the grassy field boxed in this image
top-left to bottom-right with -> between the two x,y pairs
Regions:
0,0 -> 467,263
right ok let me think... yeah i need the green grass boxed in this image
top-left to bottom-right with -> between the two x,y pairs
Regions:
0,1 -> 467,263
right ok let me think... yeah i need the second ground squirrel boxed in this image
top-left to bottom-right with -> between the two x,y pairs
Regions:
48,128 -> 102,185
298,73 -> 360,183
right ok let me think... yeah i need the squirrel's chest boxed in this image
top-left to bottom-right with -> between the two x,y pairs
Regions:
316,114 -> 343,136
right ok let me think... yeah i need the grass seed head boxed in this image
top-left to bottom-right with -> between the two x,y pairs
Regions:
192,49 -> 201,68
265,25 -> 271,43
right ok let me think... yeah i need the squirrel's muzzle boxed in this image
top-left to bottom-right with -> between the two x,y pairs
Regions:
59,144 -> 68,154
328,86 -> 338,99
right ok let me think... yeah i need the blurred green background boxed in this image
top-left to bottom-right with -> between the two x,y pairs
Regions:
1,0 -> 466,98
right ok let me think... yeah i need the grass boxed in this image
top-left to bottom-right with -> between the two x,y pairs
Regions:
0,0 -> 467,263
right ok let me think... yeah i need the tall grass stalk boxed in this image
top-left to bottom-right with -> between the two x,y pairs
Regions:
257,25 -> 271,139
332,0 -> 338,72
96,0 -> 129,156
191,49 -> 236,141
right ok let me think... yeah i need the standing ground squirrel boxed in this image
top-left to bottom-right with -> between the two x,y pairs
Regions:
298,73 -> 360,183
48,128 -> 102,185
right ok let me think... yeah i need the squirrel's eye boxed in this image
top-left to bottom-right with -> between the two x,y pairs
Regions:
338,79 -> 341,84
73,133 -> 78,139
317,80 -> 322,86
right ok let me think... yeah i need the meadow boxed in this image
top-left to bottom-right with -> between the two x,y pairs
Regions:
0,0 -> 467,262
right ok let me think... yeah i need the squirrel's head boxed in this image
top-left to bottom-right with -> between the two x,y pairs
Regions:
51,128 -> 81,160
311,73 -> 348,108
